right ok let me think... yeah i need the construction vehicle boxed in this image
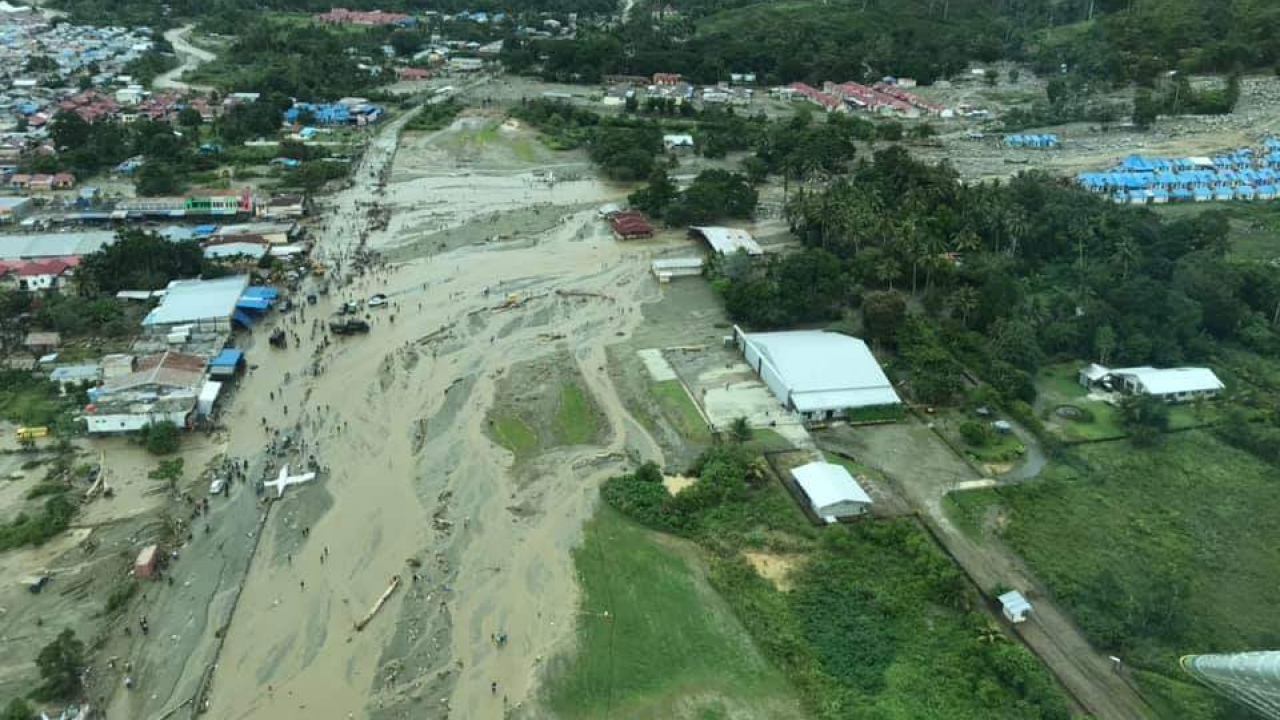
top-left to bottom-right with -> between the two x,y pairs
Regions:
329,318 -> 370,335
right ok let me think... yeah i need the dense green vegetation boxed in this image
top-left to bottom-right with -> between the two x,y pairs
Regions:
404,100 -> 465,133
502,0 -> 1280,89
544,506 -> 803,719
596,448 -> 1072,719
78,230 -> 210,295
33,629 -> 85,701
953,432 -> 1279,719
0,495 -> 77,553
713,147 -> 1280,412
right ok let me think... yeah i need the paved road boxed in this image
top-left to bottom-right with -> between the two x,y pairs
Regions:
154,25 -> 215,92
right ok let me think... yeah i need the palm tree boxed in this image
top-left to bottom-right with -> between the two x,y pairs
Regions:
874,257 -> 900,290
950,286 -> 980,326
1111,237 -> 1140,279
1002,207 -> 1029,256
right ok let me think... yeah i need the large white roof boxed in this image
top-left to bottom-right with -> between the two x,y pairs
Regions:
790,462 -> 871,509
142,275 -> 249,326
691,226 -> 763,256
1115,366 -> 1223,395
0,231 -> 117,259
743,329 -> 900,410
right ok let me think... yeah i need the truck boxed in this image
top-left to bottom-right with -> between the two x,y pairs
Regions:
329,318 -> 370,335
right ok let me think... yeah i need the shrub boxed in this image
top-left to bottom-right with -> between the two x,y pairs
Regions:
33,629 -> 85,701
960,421 -> 992,447
141,421 -> 180,455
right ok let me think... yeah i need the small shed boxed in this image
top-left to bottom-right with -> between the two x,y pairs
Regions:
134,544 -> 159,578
24,331 -> 60,354
208,348 -> 244,379
197,380 -> 222,418
999,590 -> 1032,623
790,461 -> 872,523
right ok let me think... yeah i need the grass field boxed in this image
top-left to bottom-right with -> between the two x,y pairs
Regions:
544,507 -> 804,720
962,432 -> 1280,719
490,414 -> 538,459
1034,363 -> 1126,442
554,382 -> 600,446
652,380 -> 711,444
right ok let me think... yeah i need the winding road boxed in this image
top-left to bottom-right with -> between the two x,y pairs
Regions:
154,25 -> 215,93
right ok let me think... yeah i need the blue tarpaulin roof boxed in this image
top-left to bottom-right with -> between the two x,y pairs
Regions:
243,286 -> 279,300
232,310 -> 255,327
210,348 -> 244,367
236,297 -> 271,311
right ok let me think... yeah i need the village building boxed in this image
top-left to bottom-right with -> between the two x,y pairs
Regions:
1078,363 -> 1224,403
87,351 -> 206,433
733,325 -> 901,422
610,211 -> 654,240
789,461 -> 872,522
651,257 -> 704,282
689,226 -> 763,256
662,133 -> 695,152
141,275 -> 252,335
0,196 -> 32,223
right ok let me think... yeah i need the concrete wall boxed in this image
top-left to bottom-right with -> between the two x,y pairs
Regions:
87,410 -> 189,434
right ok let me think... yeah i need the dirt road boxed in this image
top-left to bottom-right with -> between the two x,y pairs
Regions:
102,104 -> 664,720
819,422 -> 1154,720
154,25 -> 215,93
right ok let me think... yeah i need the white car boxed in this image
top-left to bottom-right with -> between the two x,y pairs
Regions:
368,294 -> 389,308
209,478 -> 226,495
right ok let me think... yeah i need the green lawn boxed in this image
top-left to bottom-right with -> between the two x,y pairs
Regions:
490,414 -> 538,459
743,428 -> 794,453
1034,363 -> 1126,442
652,380 -> 711,444
966,431 -> 1280,719
544,506 -> 803,720
554,382 -> 602,446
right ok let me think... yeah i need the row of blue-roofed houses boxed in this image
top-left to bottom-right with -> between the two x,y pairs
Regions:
1077,138 -> 1280,205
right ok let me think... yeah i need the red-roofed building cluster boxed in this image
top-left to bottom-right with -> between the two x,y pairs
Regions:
58,90 -> 121,123
788,83 -> 843,113
315,8 -> 414,25
781,80 -> 946,118
8,173 -> 75,191
653,73 -> 683,86
872,81 -> 945,114
610,211 -> 654,239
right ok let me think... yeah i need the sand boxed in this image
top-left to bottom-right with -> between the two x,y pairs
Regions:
108,97 -> 672,719
742,551 -> 798,592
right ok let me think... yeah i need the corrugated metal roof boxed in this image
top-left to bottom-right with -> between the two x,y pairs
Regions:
691,226 -> 763,255
741,328 -> 900,409
1118,367 -> 1223,395
142,275 -> 249,326
790,462 -> 871,510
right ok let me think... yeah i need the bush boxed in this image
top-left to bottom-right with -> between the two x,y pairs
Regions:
33,629 -> 85,701
0,494 -> 76,551
142,421 -> 180,455
960,421 -> 992,447
103,581 -> 138,615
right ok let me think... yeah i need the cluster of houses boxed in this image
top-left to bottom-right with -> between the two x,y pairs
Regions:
778,79 -> 946,117
314,8 -> 416,26
1078,140 -> 1280,204
0,198 -> 307,293
1004,133 -> 1059,149
0,12 -> 158,130
600,73 -> 755,109
284,99 -> 384,126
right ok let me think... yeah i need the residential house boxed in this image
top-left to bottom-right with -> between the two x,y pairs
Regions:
1078,363 -> 1225,403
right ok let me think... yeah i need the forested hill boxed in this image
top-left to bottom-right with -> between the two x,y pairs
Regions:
512,0 -> 1280,86
51,0 -> 1280,86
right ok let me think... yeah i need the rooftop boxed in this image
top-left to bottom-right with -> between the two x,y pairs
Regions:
1114,366 -> 1224,395
790,461 -> 872,508
690,226 -> 763,256
142,275 -> 250,327
739,328 -> 900,411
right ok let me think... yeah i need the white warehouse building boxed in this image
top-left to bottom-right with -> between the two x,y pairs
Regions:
733,326 -> 900,422
790,461 -> 872,522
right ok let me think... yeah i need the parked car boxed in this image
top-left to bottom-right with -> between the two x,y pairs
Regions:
209,478 -> 226,495
368,293 -> 388,308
